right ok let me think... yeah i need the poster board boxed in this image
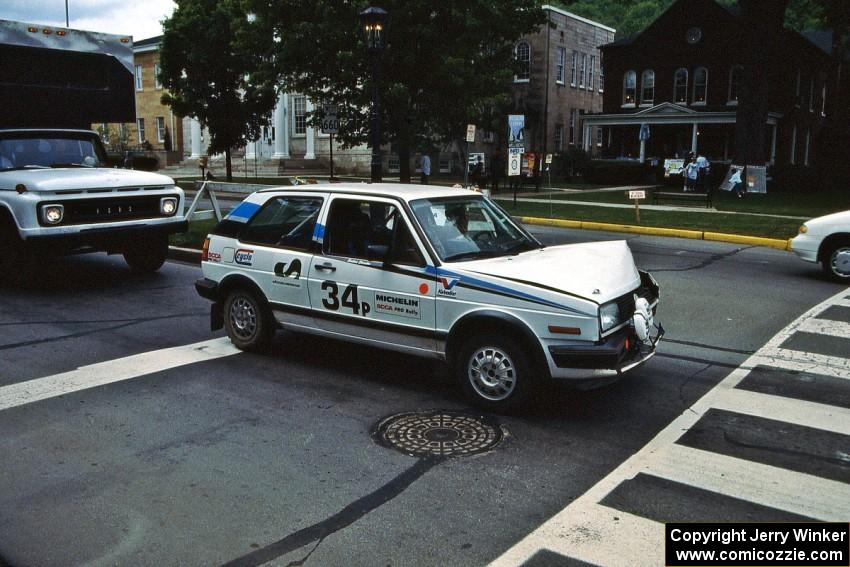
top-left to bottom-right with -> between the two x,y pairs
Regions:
664,159 -> 685,177
719,164 -> 745,192
745,165 -> 767,194
521,153 -> 538,176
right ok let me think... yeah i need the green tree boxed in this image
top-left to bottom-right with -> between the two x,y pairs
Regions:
159,0 -> 276,181
244,1 -> 545,183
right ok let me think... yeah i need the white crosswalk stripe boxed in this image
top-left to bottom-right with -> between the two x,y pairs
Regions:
0,337 -> 240,412
491,288 -> 850,567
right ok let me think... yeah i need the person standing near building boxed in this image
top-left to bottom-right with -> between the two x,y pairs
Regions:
684,156 -> 699,191
420,153 -> 431,185
696,154 -> 711,192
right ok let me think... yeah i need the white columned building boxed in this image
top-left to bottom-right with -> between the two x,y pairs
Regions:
272,92 -> 290,159
189,118 -> 204,159
304,98 -> 316,160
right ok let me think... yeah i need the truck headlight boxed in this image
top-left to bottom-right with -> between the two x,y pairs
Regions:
160,197 -> 178,216
41,204 -> 64,225
599,301 -> 622,332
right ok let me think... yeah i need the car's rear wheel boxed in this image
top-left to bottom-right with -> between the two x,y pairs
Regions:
123,234 -> 168,272
821,238 -> 850,282
223,288 -> 275,352
455,333 -> 541,413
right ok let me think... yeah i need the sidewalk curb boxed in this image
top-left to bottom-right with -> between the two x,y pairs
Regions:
168,246 -> 202,264
518,216 -> 792,251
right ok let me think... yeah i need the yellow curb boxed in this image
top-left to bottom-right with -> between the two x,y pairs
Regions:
518,216 -> 582,229
519,216 -> 792,250
703,232 -> 791,250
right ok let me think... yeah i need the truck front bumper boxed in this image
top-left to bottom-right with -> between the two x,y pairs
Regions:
22,219 -> 188,253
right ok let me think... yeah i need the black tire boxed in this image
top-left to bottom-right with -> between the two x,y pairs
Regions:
124,234 -> 168,272
223,288 -> 275,352
0,217 -> 34,285
454,333 -> 543,413
820,238 -> 850,283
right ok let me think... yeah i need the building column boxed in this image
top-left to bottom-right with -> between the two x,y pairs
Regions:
639,138 -> 646,164
190,118 -> 203,159
691,123 -> 699,155
245,131 -> 257,159
305,98 -> 316,160
583,124 -> 592,153
272,92 -> 290,159
770,123 -> 777,164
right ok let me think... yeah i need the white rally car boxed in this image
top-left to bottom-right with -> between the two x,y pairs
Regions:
195,184 -> 662,411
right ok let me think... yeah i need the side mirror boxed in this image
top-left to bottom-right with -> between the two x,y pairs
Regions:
367,244 -> 389,262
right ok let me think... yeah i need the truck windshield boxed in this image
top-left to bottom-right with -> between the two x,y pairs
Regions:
0,135 -> 105,170
409,196 -> 542,262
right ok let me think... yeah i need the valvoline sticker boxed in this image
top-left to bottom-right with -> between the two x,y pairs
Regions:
234,249 -> 254,266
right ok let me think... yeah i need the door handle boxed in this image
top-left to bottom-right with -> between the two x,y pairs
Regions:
314,262 -> 336,272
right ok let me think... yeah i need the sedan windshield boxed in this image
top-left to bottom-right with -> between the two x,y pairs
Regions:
0,135 -> 105,171
410,196 -> 542,262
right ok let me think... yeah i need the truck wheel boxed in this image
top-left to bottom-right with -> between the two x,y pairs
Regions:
0,218 -> 33,284
821,238 -> 850,282
223,288 -> 275,352
124,234 -> 168,272
455,333 -> 542,413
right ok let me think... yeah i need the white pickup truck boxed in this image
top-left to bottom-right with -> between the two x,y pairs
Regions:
0,128 -> 185,278
0,21 -> 185,280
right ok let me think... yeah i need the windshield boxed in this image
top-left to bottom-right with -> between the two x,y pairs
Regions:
410,196 -> 542,262
0,134 -> 106,171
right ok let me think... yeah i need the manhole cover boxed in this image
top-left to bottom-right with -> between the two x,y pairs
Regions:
373,410 -> 503,458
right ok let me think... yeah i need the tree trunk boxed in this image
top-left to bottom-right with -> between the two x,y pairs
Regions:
225,147 -> 232,182
734,0 -> 789,165
398,134 -> 411,184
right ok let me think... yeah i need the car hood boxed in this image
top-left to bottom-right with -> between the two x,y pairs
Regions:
0,168 -> 175,192
457,240 -> 640,303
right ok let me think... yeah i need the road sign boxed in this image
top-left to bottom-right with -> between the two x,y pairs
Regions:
321,104 -> 338,134
508,151 -> 521,177
466,124 -> 476,143
629,190 -> 646,200
545,154 -> 553,164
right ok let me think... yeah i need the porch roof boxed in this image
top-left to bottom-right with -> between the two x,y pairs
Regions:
582,102 -> 782,126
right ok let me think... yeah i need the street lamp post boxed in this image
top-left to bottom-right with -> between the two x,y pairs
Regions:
359,6 -> 387,183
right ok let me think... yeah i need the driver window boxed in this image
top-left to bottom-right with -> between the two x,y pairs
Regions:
390,212 -> 426,266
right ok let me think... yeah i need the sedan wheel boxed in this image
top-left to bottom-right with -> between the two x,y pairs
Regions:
223,289 -> 275,352
822,241 -> 850,282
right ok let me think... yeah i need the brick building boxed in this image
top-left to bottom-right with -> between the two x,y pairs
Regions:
93,35 -> 184,164
509,5 -> 615,156
581,0 -> 849,170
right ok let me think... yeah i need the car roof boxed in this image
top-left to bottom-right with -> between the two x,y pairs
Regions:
257,182 -> 481,203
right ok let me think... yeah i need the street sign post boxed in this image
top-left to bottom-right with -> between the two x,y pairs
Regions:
322,105 -> 338,180
466,124 -> 476,143
627,190 -> 646,223
464,124 -> 476,187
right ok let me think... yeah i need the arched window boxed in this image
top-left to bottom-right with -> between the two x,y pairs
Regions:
674,68 -> 688,104
623,70 -> 636,105
515,41 -> 530,81
693,67 -> 708,104
728,65 -> 743,103
640,70 -> 655,105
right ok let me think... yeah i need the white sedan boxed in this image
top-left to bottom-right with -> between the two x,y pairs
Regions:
790,210 -> 850,282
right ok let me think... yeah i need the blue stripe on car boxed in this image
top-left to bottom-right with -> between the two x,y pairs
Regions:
226,201 -> 262,223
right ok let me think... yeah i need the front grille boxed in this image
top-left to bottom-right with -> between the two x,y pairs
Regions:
41,195 -> 166,226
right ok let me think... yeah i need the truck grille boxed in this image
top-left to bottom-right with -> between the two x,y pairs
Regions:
42,195 -> 166,226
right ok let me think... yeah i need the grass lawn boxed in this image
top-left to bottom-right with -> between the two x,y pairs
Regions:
502,200 -> 802,239
170,218 -> 217,249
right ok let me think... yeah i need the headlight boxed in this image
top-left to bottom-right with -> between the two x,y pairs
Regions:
798,225 -> 808,234
160,197 -> 178,216
41,204 -> 64,225
599,301 -> 622,332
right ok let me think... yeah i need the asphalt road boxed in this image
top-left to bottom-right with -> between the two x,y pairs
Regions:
0,226 -> 846,567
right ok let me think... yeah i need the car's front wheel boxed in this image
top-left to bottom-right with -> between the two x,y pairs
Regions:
821,238 -> 850,282
123,234 -> 168,272
455,333 -> 542,413
223,288 -> 275,352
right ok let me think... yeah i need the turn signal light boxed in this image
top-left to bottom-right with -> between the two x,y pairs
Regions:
798,225 -> 808,234
201,238 -> 210,262
548,325 -> 581,335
